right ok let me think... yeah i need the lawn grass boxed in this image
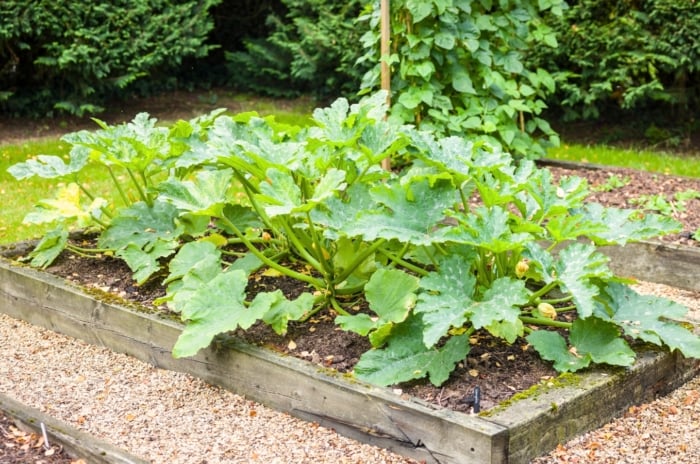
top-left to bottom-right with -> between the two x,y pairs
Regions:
546,143 -> 700,179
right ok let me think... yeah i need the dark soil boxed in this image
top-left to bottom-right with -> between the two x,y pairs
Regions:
0,411 -> 77,464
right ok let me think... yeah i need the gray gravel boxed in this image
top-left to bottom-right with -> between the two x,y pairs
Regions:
0,279 -> 698,463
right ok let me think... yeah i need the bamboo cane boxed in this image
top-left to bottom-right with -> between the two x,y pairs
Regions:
380,0 -> 391,171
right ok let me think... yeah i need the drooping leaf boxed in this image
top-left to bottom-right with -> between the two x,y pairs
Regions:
23,183 -> 106,228
172,270 -> 259,358
98,200 -> 182,282
555,242 -> 612,318
337,268 -> 418,347
526,330 -> 591,372
527,317 -> 636,372
599,282 -> 700,358
27,225 -> 69,269
259,291 -> 315,335
569,317 -> 636,367
354,316 -> 470,387
98,200 -> 181,251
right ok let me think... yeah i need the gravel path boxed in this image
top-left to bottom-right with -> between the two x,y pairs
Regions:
0,279 -> 698,464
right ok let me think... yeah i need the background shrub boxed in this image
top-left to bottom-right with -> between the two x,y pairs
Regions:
0,0 -> 220,117
531,0 -> 700,125
225,0 -> 369,99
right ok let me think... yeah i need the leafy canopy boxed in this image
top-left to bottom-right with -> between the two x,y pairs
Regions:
9,92 -> 698,389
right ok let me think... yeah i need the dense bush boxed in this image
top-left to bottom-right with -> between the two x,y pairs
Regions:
531,0 -> 700,122
358,0 -> 566,159
225,0 -> 369,99
0,0 -> 220,117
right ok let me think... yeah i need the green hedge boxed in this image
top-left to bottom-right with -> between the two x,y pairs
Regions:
225,0 -> 369,99
531,0 -> 700,121
0,0 -> 220,117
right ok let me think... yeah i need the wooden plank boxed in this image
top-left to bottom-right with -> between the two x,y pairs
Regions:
0,258 -> 508,464
603,241 -> 700,292
486,349 -> 700,464
0,392 -> 148,464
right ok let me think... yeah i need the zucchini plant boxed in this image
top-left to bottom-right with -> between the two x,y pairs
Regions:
9,92 -> 700,387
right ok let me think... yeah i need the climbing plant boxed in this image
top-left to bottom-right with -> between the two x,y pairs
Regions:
358,0 -> 566,159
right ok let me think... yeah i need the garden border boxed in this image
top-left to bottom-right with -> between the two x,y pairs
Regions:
0,392 -> 148,464
1,242 -> 699,464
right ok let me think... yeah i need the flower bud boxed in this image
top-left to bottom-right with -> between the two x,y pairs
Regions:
537,302 -> 557,320
515,259 -> 529,278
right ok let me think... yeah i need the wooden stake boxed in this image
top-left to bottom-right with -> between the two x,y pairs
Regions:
380,0 -> 391,171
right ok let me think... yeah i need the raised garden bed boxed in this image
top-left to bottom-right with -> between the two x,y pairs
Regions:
0,391 -> 147,464
2,241 -> 699,464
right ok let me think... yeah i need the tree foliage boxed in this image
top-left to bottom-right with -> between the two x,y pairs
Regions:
225,0 -> 369,99
0,0 -> 220,117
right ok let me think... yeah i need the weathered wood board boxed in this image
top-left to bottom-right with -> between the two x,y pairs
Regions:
1,238 -> 699,463
0,392 -> 148,464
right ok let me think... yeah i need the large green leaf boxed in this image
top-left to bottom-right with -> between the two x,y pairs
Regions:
172,270 -> 257,358
527,317 -> 636,372
555,242 -> 612,318
470,277 -> 529,343
443,205 -> 531,253
157,169 -> 233,217
256,168 -> 302,217
366,268 -> 419,321
117,239 -> 179,284
526,330 -> 590,372
354,316 -> 470,387
8,147 -> 88,180
416,255 -> 477,347
569,317 -> 635,367
27,226 -> 69,269
340,179 -> 456,245
600,283 -> 700,358
99,200 -> 181,250
336,268 -> 418,346
259,291 -> 315,335
98,200 -> 182,282
577,203 -> 682,245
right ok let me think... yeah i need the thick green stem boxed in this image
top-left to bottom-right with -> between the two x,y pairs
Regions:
519,316 -> 572,329
107,166 -> 130,206
376,247 -> 430,277
220,217 -> 325,288
280,221 -> 327,279
334,239 -> 389,284
126,168 -> 150,206
528,281 -> 559,304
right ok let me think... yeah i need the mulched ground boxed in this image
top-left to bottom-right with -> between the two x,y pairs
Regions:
0,411 -> 79,464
